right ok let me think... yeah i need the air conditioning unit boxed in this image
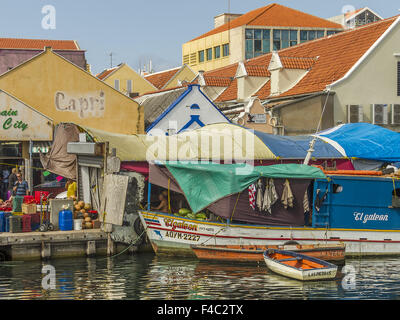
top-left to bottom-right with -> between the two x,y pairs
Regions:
372,104 -> 388,124
392,104 -> 400,124
347,105 -> 363,123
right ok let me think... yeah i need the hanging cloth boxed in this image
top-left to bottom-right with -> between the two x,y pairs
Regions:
248,184 -> 256,210
281,179 -> 294,209
303,191 -> 309,213
262,178 -> 279,214
256,179 -> 264,211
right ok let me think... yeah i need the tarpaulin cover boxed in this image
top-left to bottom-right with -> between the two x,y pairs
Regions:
315,123 -> 400,162
163,162 -> 325,213
253,130 -> 343,159
40,123 -> 80,180
149,164 -> 310,226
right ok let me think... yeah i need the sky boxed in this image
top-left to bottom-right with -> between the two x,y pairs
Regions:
0,0 -> 399,75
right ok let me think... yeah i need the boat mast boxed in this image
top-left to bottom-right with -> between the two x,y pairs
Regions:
304,88 -> 331,165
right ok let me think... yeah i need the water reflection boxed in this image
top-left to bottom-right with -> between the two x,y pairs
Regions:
0,254 -> 399,299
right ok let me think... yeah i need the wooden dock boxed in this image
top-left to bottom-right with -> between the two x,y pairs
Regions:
0,229 -> 125,261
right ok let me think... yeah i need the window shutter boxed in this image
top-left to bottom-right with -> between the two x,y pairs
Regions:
114,79 -> 120,91
127,80 -> 132,94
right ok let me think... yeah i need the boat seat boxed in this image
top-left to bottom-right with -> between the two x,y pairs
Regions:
278,258 -> 303,262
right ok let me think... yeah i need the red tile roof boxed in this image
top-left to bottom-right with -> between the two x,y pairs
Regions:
189,3 -> 343,42
253,81 -> 271,100
245,64 -> 271,77
208,16 -> 399,102
0,38 -> 80,50
96,67 -> 118,80
215,79 -> 238,102
144,67 -> 181,89
280,56 -> 317,70
204,76 -> 233,87
272,17 -> 398,98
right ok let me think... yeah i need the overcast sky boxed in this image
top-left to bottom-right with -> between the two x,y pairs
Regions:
0,1 -> 399,74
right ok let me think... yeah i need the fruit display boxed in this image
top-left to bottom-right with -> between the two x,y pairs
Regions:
69,199 -> 99,229
175,208 -> 209,221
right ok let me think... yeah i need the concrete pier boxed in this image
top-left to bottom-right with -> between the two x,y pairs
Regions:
0,229 -> 119,261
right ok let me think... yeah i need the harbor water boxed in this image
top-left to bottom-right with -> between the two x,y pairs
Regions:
0,253 -> 399,300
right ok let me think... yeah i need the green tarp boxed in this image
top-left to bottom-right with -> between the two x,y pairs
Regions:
163,162 -> 326,213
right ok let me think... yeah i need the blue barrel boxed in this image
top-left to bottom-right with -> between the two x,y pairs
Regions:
59,209 -> 73,231
0,212 -> 4,232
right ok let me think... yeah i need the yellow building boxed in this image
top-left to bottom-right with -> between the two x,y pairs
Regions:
0,47 -> 143,134
96,63 -> 157,97
182,3 -> 343,72
144,64 -> 197,92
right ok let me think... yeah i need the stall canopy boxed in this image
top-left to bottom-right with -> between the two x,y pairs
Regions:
81,123 -> 345,162
315,123 -> 400,162
252,130 -> 343,159
156,162 -> 326,213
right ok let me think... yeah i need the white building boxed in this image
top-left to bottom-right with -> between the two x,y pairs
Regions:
141,84 -> 230,135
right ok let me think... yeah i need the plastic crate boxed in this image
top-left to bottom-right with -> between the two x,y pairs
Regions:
9,216 -> 22,233
4,213 -> 12,232
22,215 -> 32,232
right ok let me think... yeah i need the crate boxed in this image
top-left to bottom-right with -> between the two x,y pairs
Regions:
22,215 -> 32,232
22,203 -> 37,214
9,216 -> 22,233
4,213 -> 11,232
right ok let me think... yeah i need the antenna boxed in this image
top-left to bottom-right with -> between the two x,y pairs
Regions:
109,52 -> 114,68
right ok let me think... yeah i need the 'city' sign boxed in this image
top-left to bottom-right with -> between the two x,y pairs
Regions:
1,108 -> 28,131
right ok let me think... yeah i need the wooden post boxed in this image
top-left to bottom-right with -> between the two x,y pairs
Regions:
86,240 -> 96,256
41,242 -> 51,259
107,233 -> 115,256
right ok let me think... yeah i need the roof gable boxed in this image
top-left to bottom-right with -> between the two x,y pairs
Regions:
144,67 -> 181,89
189,3 -> 342,42
146,84 -> 230,133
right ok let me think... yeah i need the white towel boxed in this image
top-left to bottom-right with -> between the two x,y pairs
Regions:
262,178 -> 278,214
281,179 -> 294,209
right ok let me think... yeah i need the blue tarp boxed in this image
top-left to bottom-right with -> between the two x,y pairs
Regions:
316,123 -> 400,162
252,130 -> 343,159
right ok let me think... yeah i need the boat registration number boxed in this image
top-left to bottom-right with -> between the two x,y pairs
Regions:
165,231 -> 200,242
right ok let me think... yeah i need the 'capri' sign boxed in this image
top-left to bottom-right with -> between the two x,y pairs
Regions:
1,108 -> 28,131
55,91 -> 105,118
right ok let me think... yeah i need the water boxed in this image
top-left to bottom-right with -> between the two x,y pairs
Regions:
0,253 -> 399,300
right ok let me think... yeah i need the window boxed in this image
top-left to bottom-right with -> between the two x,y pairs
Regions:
245,28 -> 271,59
127,80 -> 132,94
206,48 -> 212,61
290,30 -> 298,46
272,29 -> 297,51
223,43 -> 229,57
198,50 -> 204,63
114,79 -> 120,91
300,30 -> 326,43
327,30 -> 338,36
397,61 -> 400,96
214,46 -> 221,59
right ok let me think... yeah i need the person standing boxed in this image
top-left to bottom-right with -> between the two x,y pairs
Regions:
13,173 -> 30,196
8,168 -> 18,197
